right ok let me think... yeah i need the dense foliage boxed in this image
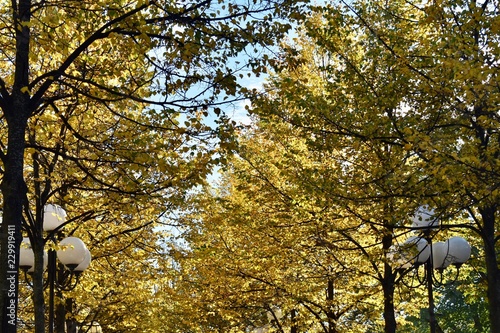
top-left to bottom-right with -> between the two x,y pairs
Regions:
168,0 -> 500,332
2,0 -> 499,332
0,0 -> 308,332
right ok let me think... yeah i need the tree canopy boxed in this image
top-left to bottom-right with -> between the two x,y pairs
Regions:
3,0 -> 500,332
167,0 -> 500,332
0,0 -> 309,332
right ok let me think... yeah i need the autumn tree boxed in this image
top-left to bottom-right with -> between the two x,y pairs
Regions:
16,95 -> 191,332
247,0 -> 498,331
0,0 -> 309,332
169,119 -> 403,332
167,0 -> 499,331
244,23 -> 425,333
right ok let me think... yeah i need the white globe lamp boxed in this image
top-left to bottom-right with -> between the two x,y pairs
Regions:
43,204 -> 67,232
56,237 -> 87,270
447,236 -> 471,265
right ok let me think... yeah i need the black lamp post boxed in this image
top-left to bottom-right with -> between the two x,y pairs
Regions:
389,206 -> 471,333
19,204 -> 91,333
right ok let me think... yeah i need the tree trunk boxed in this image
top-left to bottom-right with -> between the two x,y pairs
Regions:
382,233 -> 397,333
55,292 -> 66,333
0,115 -> 29,333
0,0 -> 32,331
480,206 -> 500,333
290,309 -> 297,333
65,298 -> 77,333
30,153 -> 48,333
32,235 -> 46,333
326,279 -> 337,333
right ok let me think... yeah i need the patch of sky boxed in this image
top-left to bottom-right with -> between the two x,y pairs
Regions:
150,0 -> 309,247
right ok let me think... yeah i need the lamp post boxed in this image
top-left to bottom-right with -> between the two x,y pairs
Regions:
19,204 -> 91,333
389,206 -> 471,333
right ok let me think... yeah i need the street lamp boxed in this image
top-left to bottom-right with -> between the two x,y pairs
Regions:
19,204 -> 91,333
389,206 -> 471,333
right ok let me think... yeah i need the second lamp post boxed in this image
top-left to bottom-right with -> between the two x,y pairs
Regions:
390,206 -> 471,333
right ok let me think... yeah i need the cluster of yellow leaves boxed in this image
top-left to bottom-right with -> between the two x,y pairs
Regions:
166,121 -> 411,332
0,0 -> 313,331
164,0 -> 499,332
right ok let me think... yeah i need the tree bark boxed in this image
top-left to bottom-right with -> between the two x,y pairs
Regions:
326,279 -> 337,333
290,309 -> 297,333
0,0 -> 32,330
55,291 -> 66,333
480,206 -> 500,333
382,232 -> 397,333
0,113 -> 29,333
32,235 -> 46,333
